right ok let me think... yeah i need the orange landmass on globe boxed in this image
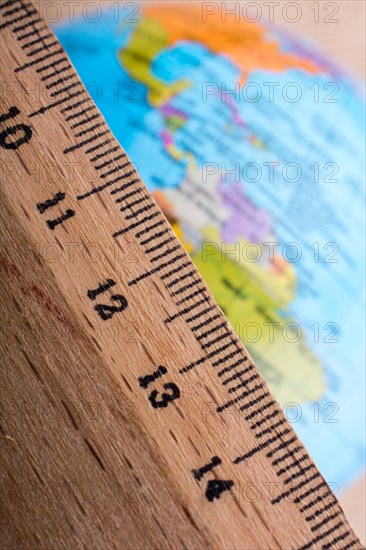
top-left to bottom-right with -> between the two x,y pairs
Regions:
144,4 -> 326,81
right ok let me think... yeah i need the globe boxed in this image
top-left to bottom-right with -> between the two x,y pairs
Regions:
55,3 -> 365,490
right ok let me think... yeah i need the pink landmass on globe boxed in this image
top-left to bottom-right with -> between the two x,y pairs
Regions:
218,180 -> 272,243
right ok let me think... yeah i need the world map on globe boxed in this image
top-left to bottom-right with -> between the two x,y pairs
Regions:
55,3 -> 365,491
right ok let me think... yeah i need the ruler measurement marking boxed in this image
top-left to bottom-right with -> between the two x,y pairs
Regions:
95,152 -> 126,170
201,330 -> 232,350
227,373 -> 261,393
254,418 -> 287,438
70,113 -> 100,129
40,64 -> 72,81
275,453 -> 308,476
144,236 -> 175,254
0,0 -> 21,10
36,56 -> 69,73
133,218 -> 165,239
99,161 -> 132,179
221,364 -> 254,383
118,189 -> 148,206
217,359 -> 250,378
102,171 -> 137,186
344,542 -> 358,550
79,171 -> 138,201
298,522 -> 348,550
300,495 -> 326,513
29,89 -> 84,117
1,9 -> 37,31
191,313 -> 222,332
2,2 -> 32,18
64,129 -> 109,154
91,144 -> 120,162
166,269 -> 196,290
116,187 -> 144,205
46,73 -> 76,89
196,321 -> 227,341
73,121 -> 104,138
171,277 -> 202,298
343,540 -> 359,549
109,177 -> 140,197
180,338 -> 237,374
21,31 -> 53,48
311,511 -> 343,532
271,471 -> 321,504
283,464 -> 316,485
82,136 -> 112,154
234,428 -> 292,464
294,481 -> 329,504
74,121 -> 104,138
239,391 -> 271,412
165,297 -> 210,324
250,408 -> 280,429
124,203 -> 155,221
175,287 -> 207,306
160,261 -> 192,281
15,47 -> 64,72
216,384 -> 264,413
244,400 -> 277,421
114,212 -> 162,238
212,347 -> 242,368
150,245 -> 182,264
266,435 -> 297,458
128,253 -> 187,286
328,534 -> 358,549
16,24 -> 48,41
51,81 -> 82,98
26,39 -> 59,57
118,195 -> 152,212
300,493 -> 334,514
13,17 -> 42,34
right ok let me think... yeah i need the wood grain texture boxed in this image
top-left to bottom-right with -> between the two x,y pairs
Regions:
0,1 -> 363,548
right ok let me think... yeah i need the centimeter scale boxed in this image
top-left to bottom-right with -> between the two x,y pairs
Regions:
0,1 -> 362,548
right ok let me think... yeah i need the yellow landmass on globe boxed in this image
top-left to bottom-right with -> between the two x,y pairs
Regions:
201,226 -> 296,310
119,17 -> 190,107
192,230 -> 325,405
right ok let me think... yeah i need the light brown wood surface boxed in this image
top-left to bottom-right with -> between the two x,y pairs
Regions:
0,1 -> 364,549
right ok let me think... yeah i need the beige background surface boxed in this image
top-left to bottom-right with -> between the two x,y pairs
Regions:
280,0 -> 365,77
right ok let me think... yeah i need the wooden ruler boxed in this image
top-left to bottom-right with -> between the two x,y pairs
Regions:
0,1 -> 362,548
